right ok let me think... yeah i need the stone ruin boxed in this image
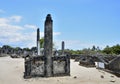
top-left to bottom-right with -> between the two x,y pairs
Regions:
71,54 -> 120,77
24,14 -> 70,78
0,45 -> 38,58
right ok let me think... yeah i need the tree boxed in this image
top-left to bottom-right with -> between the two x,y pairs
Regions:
103,45 -> 112,54
39,37 -> 55,49
40,37 -> 44,48
81,48 -> 91,55
31,47 -> 37,51
112,44 -> 120,55
102,44 -> 120,55
23,48 -> 30,51
92,45 -> 96,51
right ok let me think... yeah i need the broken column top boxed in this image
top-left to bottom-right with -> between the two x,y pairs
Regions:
45,14 -> 53,22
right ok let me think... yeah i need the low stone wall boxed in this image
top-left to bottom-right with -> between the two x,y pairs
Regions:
107,56 -> 120,72
52,56 -> 70,76
24,55 -> 70,78
24,56 -> 45,78
31,57 -> 45,77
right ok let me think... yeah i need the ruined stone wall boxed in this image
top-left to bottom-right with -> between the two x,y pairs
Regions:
107,57 -> 120,72
53,61 -> 65,74
52,56 -> 70,76
31,57 -> 45,77
24,55 -> 70,78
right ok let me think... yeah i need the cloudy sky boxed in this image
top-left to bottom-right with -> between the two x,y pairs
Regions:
0,0 -> 120,50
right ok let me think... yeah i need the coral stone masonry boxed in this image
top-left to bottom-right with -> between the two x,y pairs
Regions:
24,14 -> 70,78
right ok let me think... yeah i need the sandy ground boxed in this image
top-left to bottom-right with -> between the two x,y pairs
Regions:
0,56 -> 119,84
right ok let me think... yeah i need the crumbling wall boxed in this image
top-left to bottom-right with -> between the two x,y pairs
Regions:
24,55 -> 70,78
107,56 -> 120,72
53,61 -> 65,74
31,61 -> 44,76
53,56 -> 70,76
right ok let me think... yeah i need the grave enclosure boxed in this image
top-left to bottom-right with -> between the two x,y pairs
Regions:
24,14 -> 70,78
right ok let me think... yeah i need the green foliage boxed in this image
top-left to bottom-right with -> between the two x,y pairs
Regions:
39,37 -> 55,49
2,45 -> 13,49
92,45 -> 96,51
103,44 -> 120,55
40,37 -> 44,48
23,48 -> 30,51
111,44 -> 120,55
14,47 -> 22,50
63,45 -> 102,55
103,45 -> 112,54
1,43 -> 120,55
69,49 -> 82,55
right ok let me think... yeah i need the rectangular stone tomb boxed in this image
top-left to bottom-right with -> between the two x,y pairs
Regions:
24,55 -> 70,78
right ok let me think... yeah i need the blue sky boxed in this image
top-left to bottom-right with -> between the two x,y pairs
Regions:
0,0 -> 120,50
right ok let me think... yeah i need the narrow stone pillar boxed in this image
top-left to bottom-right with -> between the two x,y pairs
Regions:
61,41 -> 65,55
37,28 -> 40,55
44,14 -> 53,77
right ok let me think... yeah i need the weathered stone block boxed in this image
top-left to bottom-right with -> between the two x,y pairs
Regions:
53,61 -> 65,74
31,61 -> 44,76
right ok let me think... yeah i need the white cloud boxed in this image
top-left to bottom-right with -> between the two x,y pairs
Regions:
53,32 -> 61,36
19,31 -> 61,48
24,24 -> 37,29
0,18 -> 9,24
0,15 -> 61,48
54,40 -> 83,50
0,24 -> 23,31
54,40 -> 106,50
0,16 -> 30,47
0,15 -> 101,49
9,16 -> 22,22
0,15 -> 22,24
0,9 -> 5,13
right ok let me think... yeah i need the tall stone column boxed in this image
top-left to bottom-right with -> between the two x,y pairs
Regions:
37,28 -> 40,55
44,14 -> 53,77
61,41 -> 65,55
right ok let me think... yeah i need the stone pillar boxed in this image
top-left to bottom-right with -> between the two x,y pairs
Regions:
61,41 -> 65,55
37,28 -> 40,55
44,14 -> 53,77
